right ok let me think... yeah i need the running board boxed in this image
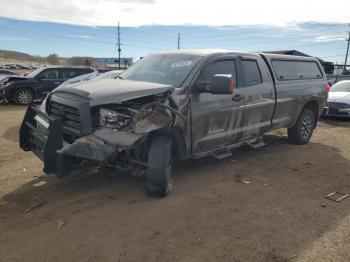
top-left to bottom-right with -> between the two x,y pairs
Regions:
193,136 -> 266,160
246,137 -> 265,149
210,147 -> 232,160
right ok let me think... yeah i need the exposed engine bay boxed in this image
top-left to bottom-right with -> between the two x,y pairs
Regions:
92,93 -> 175,135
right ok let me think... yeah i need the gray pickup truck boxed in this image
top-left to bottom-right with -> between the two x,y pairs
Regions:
20,50 -> 328,197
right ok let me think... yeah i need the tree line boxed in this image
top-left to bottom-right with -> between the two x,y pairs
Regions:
46,53 -> 92,66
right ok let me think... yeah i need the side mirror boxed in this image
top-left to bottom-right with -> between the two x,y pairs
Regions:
197,74 -> 235,94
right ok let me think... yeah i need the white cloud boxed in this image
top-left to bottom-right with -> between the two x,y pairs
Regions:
313,35 -> 346,42
0,0 -> 349,26
68,34 -> 92,39
0,36 -> 28,41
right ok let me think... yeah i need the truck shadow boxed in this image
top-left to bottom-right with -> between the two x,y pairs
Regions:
0,135 -> 350,261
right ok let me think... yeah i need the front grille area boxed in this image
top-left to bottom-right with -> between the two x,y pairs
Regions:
48,101 -> 81,131
327,102 -> 350,116
328,102 -> 350,110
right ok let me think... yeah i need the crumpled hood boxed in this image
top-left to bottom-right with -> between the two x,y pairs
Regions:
54,78 -> 171,106
328,92 -> 350,104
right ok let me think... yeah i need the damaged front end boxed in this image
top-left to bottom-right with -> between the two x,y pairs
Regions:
20,91 -> 177,177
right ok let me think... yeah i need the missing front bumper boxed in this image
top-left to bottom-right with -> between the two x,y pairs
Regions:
20,105 -> 146,176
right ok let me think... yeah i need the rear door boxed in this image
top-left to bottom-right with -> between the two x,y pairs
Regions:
37,68 -> 61,97
190,57 -> 245,155
240,56 -> 275,138
60,68 -> 80,82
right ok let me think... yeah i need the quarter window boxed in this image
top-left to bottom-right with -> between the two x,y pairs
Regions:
242,60 -> 262,86
271,60 -> 322,80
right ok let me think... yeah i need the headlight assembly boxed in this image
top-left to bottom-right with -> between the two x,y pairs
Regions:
99,108 -> 131,129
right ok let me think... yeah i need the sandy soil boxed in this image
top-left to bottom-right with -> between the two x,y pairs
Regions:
0,104 -> 349,262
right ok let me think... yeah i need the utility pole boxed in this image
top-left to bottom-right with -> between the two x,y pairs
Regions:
344,30 -> 350,73
117,21 -> 121,69
177,32 -> 181,50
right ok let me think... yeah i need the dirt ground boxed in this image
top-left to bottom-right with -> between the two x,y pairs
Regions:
0,104 -> 349,262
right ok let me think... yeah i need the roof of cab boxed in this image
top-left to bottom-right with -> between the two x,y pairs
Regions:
154,49 -> 320,62
156,49 -> 250,57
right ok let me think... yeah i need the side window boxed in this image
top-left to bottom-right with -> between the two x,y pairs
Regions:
78,69 -> 91,76
39,69 -> 59,80
197,60 -> 236,83
271,60 -> 322,80
61,69 -> 79,79
242,60 -> 262,86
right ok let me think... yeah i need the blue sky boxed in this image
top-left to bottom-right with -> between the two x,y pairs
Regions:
0,17 -> 349,64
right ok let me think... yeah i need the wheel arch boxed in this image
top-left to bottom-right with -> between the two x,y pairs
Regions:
149,127 -> 188,161
303,100 -> 319,128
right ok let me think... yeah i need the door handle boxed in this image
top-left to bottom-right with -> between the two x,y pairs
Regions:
54,81 -> 61,85
232,94 -> 244,102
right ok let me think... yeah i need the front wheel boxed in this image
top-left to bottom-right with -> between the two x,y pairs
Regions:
15,88 -> 34,105
146,135 -> 173,198
288,108 -> 315,145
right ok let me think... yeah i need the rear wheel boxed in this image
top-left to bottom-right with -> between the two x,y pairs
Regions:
288,108 -> 315,145
15,88 -> 33,105
146,135 -> 173,198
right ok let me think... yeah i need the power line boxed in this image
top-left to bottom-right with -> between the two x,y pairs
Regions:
0,25 -> 163,52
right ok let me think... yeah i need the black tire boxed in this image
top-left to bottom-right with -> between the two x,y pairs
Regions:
15,88 -> 34,105
146,135 -> 173,198
288,108 -> 315,145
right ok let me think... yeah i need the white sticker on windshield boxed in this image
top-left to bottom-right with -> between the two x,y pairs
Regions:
171,61 -> 193,68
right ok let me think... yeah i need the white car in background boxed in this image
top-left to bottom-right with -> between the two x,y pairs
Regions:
325,80 -> 350,118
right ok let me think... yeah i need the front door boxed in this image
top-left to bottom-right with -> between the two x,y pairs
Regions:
190,58 -> 245,155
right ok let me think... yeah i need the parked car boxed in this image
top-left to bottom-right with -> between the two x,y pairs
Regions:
324,80 -> 350,118
57,70 -> 123,88
20,50 -> 328,197
58,71 -> 100,88
0,67 -> 94,105
0,69 -> 18,80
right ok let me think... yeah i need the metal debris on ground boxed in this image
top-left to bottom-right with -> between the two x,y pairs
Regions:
33,181 -> 47,187
234,178 -> 251,184
24,202 -> 46,213
325,192 -> 349,202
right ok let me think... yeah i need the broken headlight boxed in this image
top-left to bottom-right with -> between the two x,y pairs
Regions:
99,108 -> 131,129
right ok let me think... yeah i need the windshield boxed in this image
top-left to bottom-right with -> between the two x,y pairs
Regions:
95,70 -> 123,80
119,54 -> 203,88
26,68 -> 44,78
331,81 -> 350,92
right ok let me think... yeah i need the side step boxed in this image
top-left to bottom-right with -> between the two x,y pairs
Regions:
246,136 -> 265,149
210,147 -> 232,160
194,136 -> 266,160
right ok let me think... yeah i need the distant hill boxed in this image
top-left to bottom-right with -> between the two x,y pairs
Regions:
0,49 -> 46,63
0,50 -> 91,66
